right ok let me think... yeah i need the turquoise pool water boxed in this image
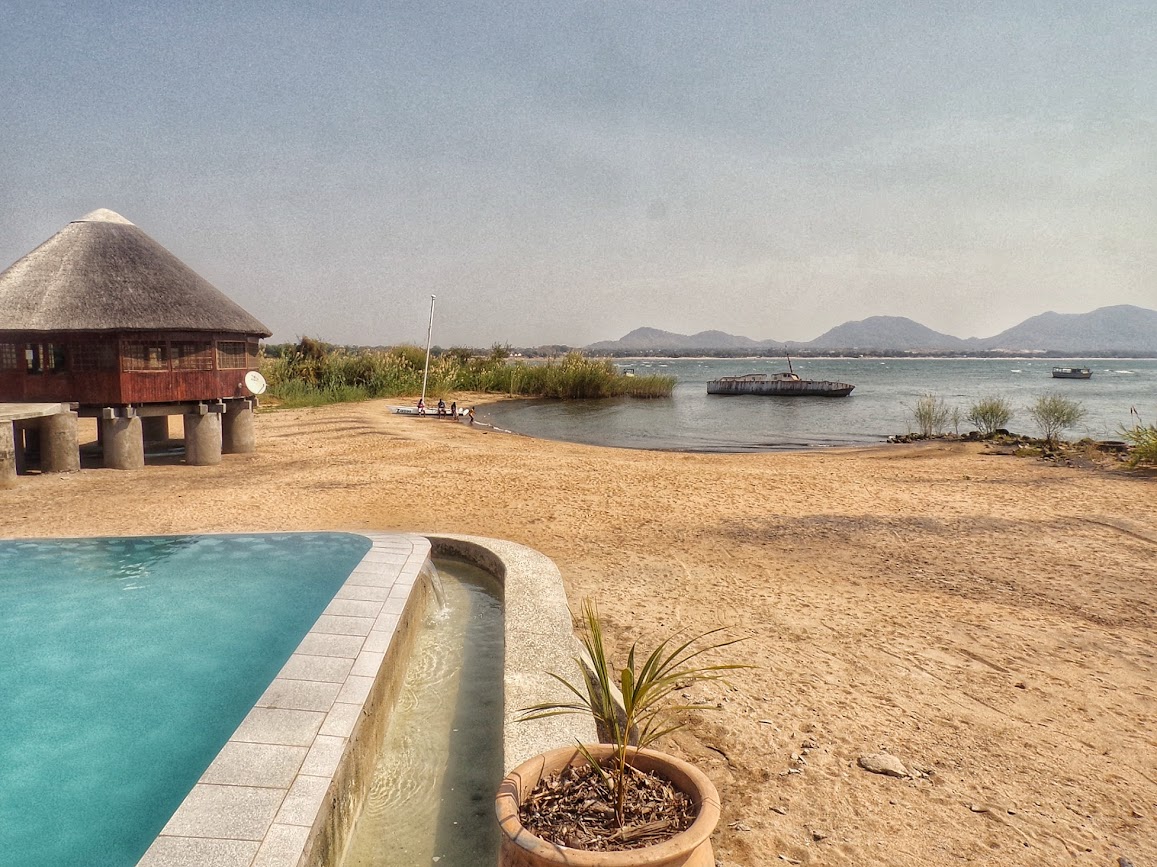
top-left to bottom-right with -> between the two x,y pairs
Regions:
0,532 -> 372,867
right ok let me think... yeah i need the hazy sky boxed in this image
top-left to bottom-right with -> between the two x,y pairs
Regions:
2,1 -> 1154,347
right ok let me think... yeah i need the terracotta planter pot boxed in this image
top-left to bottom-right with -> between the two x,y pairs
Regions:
495,744 -> 720,867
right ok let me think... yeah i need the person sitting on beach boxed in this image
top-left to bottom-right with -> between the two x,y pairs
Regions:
437,398 -> 446,416
417,398 -> 425,415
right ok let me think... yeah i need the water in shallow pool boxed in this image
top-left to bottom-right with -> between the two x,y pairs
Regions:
340,558 -> 504,866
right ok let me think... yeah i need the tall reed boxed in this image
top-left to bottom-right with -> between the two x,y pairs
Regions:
1120,408 -> 1157,467
261,343 -> 674,407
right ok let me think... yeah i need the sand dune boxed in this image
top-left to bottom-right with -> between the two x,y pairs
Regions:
3,398 -> 1154,866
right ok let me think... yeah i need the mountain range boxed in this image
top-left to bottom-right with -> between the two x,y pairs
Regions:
586,305 -> 1157,355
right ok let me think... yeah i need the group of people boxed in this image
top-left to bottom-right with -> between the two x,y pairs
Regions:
415,398 -> 474,424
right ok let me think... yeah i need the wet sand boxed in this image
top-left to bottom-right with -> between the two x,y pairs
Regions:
3,398 -> 1155,865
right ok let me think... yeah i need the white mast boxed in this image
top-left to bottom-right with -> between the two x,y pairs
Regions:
420,294 -> 436,406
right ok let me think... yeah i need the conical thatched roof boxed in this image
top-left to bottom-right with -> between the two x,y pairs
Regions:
0,209 -> 271,335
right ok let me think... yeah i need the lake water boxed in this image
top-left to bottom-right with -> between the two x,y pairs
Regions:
477,358 -> 1157,452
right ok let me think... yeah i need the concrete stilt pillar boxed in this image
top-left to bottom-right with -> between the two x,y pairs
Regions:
41,411 -> 80,474
221,404 -> 255,454
1,423 -> 16,488
142,416 -> 170,444
100,417 -> 145,470
183,412 -> 222,466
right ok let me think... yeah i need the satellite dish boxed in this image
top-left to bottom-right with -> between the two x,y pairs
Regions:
244,370 -> 267,395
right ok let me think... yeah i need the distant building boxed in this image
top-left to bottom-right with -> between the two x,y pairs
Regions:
0,209 -> 271,468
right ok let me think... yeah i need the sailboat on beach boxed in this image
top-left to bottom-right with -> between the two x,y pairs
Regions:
392,294 -> 468,417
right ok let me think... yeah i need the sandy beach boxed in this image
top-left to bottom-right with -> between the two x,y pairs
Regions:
3,399 -> 1155,866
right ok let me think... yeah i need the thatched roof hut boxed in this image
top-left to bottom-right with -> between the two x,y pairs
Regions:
0,209 -> 270,336
0,209 -> 271,406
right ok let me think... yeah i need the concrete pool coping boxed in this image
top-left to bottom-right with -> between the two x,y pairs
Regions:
137,532 -> 592,867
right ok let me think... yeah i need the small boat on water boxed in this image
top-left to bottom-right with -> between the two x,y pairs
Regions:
707,356 -> 854,397
1052,366 -> 1092,379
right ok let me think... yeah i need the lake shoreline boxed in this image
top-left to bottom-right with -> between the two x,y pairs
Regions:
475,357 -> 1155,452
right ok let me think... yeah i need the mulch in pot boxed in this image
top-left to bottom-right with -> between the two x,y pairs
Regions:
518,759 -> 696,851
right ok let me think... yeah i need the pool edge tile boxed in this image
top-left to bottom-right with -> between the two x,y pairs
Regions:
252,823 -> 311,867
200,742 -> 308,788
272,774 -> 332,827
317,700 -> 362,738
137,836 -> 260,867
159,784 -> 285,841
350,650 -> 385,677
299,734 -> 347,778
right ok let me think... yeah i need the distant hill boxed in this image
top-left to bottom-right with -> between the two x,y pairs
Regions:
804,316 -> 969,351
975,305 -> 1157,353
587,327 -> 780,352
587,304 -> 1157,355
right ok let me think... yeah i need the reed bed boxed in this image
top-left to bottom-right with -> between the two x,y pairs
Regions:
261,344 -> 674,408
1121,421 -> 1157,467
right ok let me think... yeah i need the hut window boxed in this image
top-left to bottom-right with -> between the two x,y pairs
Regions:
0,343 -> 17,370
217,341 -> 249,369
20,343 -> 68,373
123,341 -> 169,371
46,343 -> 67,372
24,344 -> 43,374
72,343 -> 118,372
173,341 -> 214,370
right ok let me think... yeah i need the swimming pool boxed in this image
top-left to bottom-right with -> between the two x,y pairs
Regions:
1,531 -> 594,867
0,533 -> 371,867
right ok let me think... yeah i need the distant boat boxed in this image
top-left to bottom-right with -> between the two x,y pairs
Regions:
707,355 -> 854,397
1052,366 -> 1092,379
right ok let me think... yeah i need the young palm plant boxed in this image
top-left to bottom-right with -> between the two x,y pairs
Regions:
517,599 -> 747,829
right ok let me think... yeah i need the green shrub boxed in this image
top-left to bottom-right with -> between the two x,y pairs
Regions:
909,393 -> 951,438
967,396 -> 1014,435
1027,393 -> 1086,446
